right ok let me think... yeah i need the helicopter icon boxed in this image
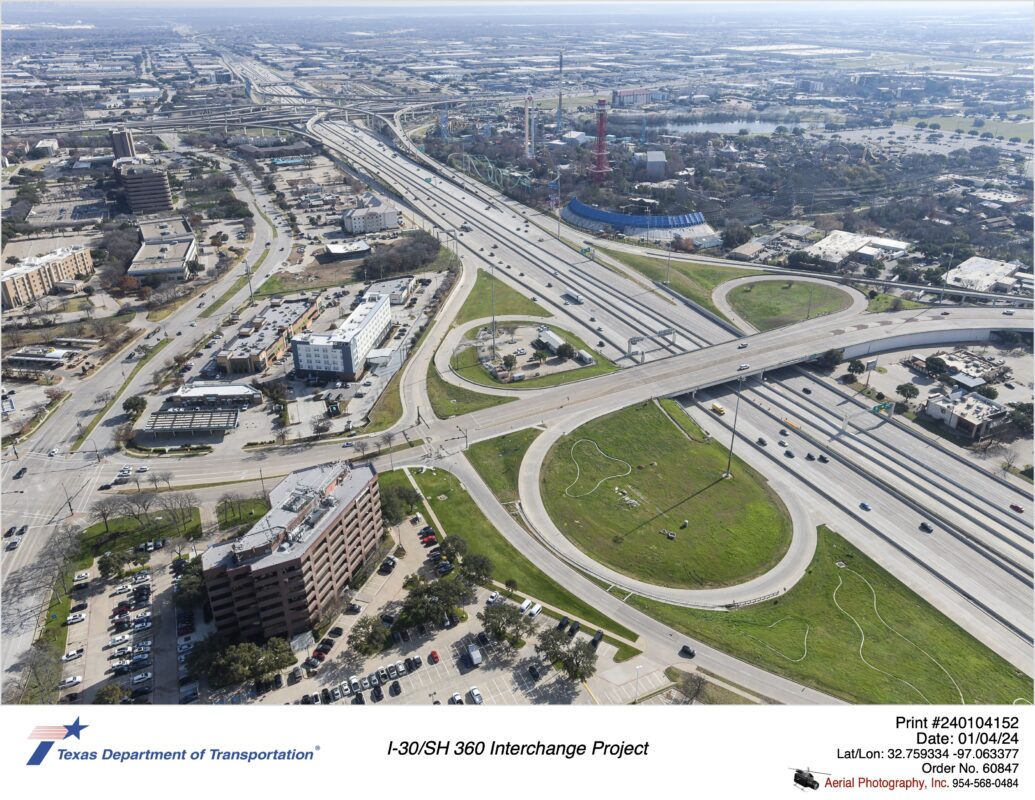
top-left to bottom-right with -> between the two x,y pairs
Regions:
791,767 -> 830,790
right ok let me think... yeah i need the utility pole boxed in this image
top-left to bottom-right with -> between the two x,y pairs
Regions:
723,377 -> 745,478
665,250 -> 673,284
259,468 -> 267,498
457,425 -> 468,450
60,482 -> 74,516
490,262 -> 497,361
805,285 -> 814,320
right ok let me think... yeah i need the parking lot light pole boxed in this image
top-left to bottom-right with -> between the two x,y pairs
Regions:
634,664 -> 642,704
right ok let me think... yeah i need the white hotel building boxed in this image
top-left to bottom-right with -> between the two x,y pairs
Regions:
290,293 -> 391,381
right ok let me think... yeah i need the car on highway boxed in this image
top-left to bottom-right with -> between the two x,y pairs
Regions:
805,453 -> 816,461
784,450 -> 795,458
919,522 -> 934,533
737,342 -> 749,349
780,428 -> 790,436
818,454 -> 829,463
756,437 -> 767,446
18,524 -> 28,535
4,540 -> 17,552
802,387 -> 812,394
679,645 -> 696,658
778,440 -> 787,447
3,527 -> 14,538
860,502 -> 872,511
48,448 -> 58,457
1010,504 -> 1024,514
737,363 -> 750,371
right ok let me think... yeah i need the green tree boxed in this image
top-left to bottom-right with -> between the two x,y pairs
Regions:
439,535 -> 468,563
460,553 -> 494,586
896,383 -> 919,401
477,602 -> 532,643
975,385 -> 998,400
95,683 -> 130,704
122,396 -> 147,417
380,483 -> 420,525
348,616 -> 389,656
504,578 -> 518,596
815,348 -> 844,370
535,628 -> 570,665
562,639 -> 599,682
847,360 -> 865,375
98,550 -> 130,579
258,637 -> 296,677
925,356 -> 948,376
556,342 -> 576,360
502,354 -> 517,370
721,219 -> 751,249
1009,403 -> 1033,435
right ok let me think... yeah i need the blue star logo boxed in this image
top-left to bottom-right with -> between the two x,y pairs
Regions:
63,717 -> 88,740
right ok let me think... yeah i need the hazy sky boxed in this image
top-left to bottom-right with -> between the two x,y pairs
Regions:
7,0 -> 1030,7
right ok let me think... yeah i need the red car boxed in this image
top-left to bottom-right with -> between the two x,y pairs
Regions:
1010,504 -> 1024,513
312,651 -> 326,661
428,650 -> 439,664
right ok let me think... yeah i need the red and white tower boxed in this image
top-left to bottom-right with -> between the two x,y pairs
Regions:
588,98 -> 610,183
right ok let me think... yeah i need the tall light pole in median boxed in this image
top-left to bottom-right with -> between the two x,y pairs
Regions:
490,261 -> 497,362
723,377 -> 745,479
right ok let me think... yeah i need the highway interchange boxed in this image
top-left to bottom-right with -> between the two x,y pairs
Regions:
2,54 -> 1033,704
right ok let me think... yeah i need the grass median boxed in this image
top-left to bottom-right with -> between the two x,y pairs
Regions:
426,362 -> 515,419
408,468 -> 638,642
631,525 -> 1033,704
71,338 -> 171,453
453,269 -> 550,327
465,428 -> 542,505
727,279 -> 852,331
540,399 -> 792,589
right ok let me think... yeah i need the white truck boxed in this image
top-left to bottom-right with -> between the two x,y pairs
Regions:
564,291 -> 584,304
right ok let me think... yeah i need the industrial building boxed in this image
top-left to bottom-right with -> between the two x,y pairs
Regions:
536,329 -> 567,354
201,462 -> 384,641
1,246 -> 94,309
127,217 -> 198,281
291,293 -> 392,381
217,297 -> 319,374
924,391 -> 1009,440
804,230 -> 909,267
945,257 -> 1024,293
109,127 -> 136,159
118,164 -> 174,215
342,193 -> 400,234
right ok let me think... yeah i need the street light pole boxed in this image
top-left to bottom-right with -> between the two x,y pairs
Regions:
724,377 -> 745,478
634,664 -> 642,704
665,250 -> 672,284
490,262 -> 497,361
805,285 -> 814,320
457,425 -> 468,450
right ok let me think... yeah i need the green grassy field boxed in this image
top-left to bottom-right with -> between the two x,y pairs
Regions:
597,247 -> 759,319
866,293 -> 925,313
465,428 -> 542,505
726,280 -> 852,331
449,321 -> 616,389
540,400 -> 792,589
1,311 -> 135,350
365,366 -> 404,432
426,362 -> 516,419
407,468 -> 638,641
907,115 -> 1033,140
633,526 -> 1033,704
217,497 -> 271,530
453,269 -> 551,327
80,509 -> 203,555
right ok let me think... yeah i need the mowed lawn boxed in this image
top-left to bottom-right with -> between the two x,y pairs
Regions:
426,362 -> 516,419
453,269 -> 551,327
465,428 -> 542,504
597,247 -> 760,319
632,526 -> 1033,704
407,468 -> 638,641
540,401 -> 792,589
726,280 -> 852,331
449,321 -> 617,389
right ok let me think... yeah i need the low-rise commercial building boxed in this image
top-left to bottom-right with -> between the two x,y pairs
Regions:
924,391 -> 1009,440
367,275 -> 416,305
1,246 -> 94,309
201,462 -> 383,640
127,217 -> 198,281
290,293 -> 392,381
804,230 -> 909,267
945,256 -> 1023,293
216,297 -> 319,374
171,383 -> 262,409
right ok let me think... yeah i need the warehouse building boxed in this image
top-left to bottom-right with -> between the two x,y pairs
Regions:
1,246 -> 94,309
201,462 -> 383,640
945,257 -> 1024,293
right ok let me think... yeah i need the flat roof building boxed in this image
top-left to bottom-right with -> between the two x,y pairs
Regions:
171,383 -> 262,409
343,193 -> 400,234
367,274 -> 416,305
804,230 -> 909,267
110,127 -> 136,159
127,217 -> 198,281
945,257 -> 1021,293
924,391 -> 1009,440
291,294 -> 391,381
217,297 -> 319,374
1,246 -> 94,309
201,462 -> 383,640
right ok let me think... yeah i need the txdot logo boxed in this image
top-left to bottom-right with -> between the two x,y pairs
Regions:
26,717 -> 88,766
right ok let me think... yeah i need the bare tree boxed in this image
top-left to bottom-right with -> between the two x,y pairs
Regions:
90,497 -> 123,532
113,423 -> 135,449
147,472 -> 163,492
121,491 -> 157,524
156,471 -> 173,491
1002,449 -> 1019,476
95,390 -> 115,406
353,439 -> 369,461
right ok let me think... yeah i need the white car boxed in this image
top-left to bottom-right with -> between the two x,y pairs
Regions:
48,448 -> 58,457
74,572 -> 89,582
469,686 -> 484,705
487,591 -> 500,604
58,675 -> 83,689
62,647 -> 85,662
450,692 -> 463,705
133,621 -> 152,632
65,613 -> 86,625
108,634 -> 129,648
737,342 -> 749,349
737,364 -> 750,371
132,574 -> 150,584
112,646 -> 132,658
131,672 -> 152,685
112,585 -> 130,595
137,465 -> 149,473
177,643 -> 193,654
